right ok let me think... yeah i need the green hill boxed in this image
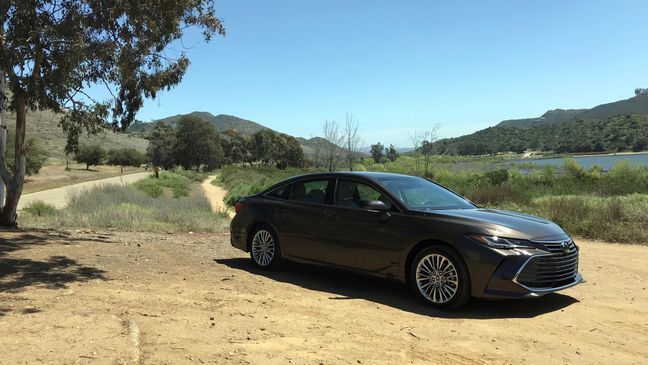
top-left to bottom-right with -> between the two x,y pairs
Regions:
129,112 -> 272,136
496,94 -> 648,128
435,114 -> 648,155
6,109 -> 149,160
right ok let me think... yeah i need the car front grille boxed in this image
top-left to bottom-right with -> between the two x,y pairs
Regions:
516,240 -> 579,289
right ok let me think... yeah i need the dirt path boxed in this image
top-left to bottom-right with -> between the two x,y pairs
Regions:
202,175 -> 234,218
0,229 -> 646,364
17,172 -> 151,210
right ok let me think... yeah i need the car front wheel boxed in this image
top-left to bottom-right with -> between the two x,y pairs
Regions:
410,246 -> 471,309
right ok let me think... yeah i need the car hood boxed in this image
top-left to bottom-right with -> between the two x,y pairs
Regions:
418,208 -> 568,241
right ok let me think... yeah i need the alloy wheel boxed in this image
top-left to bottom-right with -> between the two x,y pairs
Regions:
415,253 -> 459,304
251,230 -> 275,267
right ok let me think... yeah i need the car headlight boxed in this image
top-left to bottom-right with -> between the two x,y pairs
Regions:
468,234 -> 534,249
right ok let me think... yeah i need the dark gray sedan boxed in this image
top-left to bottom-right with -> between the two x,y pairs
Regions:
230,172 -> 582,309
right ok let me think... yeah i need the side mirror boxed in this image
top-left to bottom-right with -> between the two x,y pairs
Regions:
362,200 -> 389,211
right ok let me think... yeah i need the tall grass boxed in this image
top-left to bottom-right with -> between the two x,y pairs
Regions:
22,184 -> 227,232
134,172 -> 192,198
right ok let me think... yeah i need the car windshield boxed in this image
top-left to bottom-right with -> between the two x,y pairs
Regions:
375,176 -> 476,211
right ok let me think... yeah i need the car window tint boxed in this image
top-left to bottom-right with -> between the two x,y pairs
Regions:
267,185 -> 288,199
289,180 -> 329,204
336,180 -> 392,210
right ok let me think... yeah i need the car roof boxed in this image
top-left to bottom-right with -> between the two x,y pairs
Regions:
275,171 -> 418,184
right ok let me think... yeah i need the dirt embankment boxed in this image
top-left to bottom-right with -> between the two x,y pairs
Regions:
0,229 -> 646,364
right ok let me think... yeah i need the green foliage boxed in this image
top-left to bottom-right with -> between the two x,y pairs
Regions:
22,184 -> 227,233
7,130 -> 48,175
386,144 -> 399,162
134,172 -> 192,198
483,169 -> 509,185
74,144 -> 106,170
436,114 -> 648,155
248,130 -> 304,169
370,143 -> 385,163
173,116 -> 224,172
146,122 -> 177,169
172,168 -> 209,182
23,201 -> 56,217
107,148 -> 148,167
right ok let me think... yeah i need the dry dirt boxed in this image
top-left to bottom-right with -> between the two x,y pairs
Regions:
201,176 -> 234,218
0,229 -> 646,364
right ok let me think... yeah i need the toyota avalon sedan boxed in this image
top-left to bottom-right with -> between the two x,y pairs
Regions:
230,172 -> 582,309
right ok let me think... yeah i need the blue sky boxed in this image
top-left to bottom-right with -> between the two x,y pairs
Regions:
134,0 -> 648,146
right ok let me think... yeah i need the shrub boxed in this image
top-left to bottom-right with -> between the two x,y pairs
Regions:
134,172 -> 191,198
23,201 -> 56,216
483,168 -> 509,185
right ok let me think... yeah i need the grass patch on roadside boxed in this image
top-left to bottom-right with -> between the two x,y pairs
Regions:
134,172 -> 192,198
172,168 -> 209,182
23,201 -> 57,217
22,184 -> 227,232
495,194 -> 648,244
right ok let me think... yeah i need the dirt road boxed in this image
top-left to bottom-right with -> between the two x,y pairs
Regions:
202,176 -> 234,217
17,172 -> 151,209
0,229 -> 646,364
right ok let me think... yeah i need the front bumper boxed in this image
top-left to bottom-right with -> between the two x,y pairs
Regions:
457,236 -> 583,299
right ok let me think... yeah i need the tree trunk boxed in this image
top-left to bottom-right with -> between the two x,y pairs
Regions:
0,69 -> 7,210
0,98 -> 26,227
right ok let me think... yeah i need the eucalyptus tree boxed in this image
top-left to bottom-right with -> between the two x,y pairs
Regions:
0,1 -> 224,225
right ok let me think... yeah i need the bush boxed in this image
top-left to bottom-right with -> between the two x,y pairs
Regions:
483,168 -> 509,185
107,148 -> 148,167
23,201 -> 56,216
134,172 -> 192,198
172,168 -> 209,182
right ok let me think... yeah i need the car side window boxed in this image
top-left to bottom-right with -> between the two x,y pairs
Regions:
267,185 -> 289,199
289,180 -> 330,204
336,180 -> 393,210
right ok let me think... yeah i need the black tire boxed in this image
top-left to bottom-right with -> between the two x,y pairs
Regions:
249,225 -> 282,270
409,245 -> 471,309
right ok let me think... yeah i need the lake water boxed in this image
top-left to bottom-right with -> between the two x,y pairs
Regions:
509,153 -> 648,170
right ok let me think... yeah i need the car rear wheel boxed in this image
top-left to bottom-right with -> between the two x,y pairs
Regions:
410,246 -> 471,309
249,225 -> 282,270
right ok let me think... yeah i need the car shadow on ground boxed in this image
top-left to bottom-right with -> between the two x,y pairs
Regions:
0,228 -> 107,316
215,257 -> 579,319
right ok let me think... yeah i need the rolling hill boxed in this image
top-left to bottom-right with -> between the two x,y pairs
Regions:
496,94 -> 648,128
6,109 -> 149,160
128,112 -> 273,136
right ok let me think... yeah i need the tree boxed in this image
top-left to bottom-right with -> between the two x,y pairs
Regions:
146,122 -> 177,169
107,148 -> 148,173
248,129 -> 276,165
173,116 -> 223,172
410,126 -> 440,176
386,144 -> 399,162
75,145 -> 105,170
6,129 -> 48,176
343,113 -> 361,171
370,143 -> 385,164
0,1 -> 224,226
273,134 -> 304,169
323,120 -> 344,172
222,129 -> 248,165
